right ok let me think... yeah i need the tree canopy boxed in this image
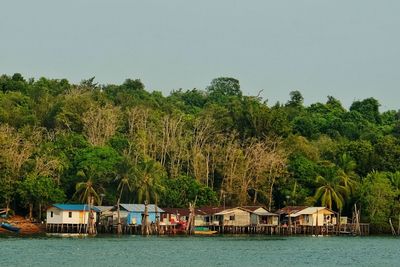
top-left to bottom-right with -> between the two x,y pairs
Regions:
1,73 -> 399,232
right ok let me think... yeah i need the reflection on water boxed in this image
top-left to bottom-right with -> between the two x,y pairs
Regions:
0,235 -> 399,267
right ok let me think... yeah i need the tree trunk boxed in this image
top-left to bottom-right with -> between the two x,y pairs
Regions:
155,197 -> 160,235
6,200 -> 10,216
29,203 -> 33,221
88,196 -> 96,235
268,182 -> 275,211
117,198 -> 122,234
253,191 -> 258,204
186,202 -> 195,235
38,203 -> 42,222
142,201 -> 150,235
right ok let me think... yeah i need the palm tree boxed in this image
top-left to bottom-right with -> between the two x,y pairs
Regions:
134,159 -> 165,234
73,171 -> 100,234
337,153 -> 357,175
314,175 -> 348,211
389,171 -> 400,201
74,178 -> 100,205
389,171 -> 400,191
115,162 -> 133,234
134,160 -> 165,204
337,153 -> 358,194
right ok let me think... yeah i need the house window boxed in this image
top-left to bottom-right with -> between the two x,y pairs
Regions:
50,211 -> 53,218
229,215 -> 235,221
68,212 -> 72,218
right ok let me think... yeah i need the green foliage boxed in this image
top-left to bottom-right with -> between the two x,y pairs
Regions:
286,90 -> 304,108
133,159 -> 166,204
207,77 -> 242,99
350,98 -> 381,124
160,175 -> 218,208
18,175 -> 65,207
1,73 -> 400,233
74,146 -> 122,185
360,172 -> 397,233
0,92 -> 37,127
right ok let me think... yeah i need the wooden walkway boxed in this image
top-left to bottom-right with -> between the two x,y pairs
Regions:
46,223 -> 369,236
207,223 -> 369,236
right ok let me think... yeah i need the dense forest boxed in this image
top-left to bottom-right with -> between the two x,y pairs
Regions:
0,73 -> 399,232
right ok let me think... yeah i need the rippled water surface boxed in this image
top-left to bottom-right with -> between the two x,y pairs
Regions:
0,235 -> 399,266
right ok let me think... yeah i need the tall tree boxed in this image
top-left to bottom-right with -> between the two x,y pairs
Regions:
134,160 -> 165,204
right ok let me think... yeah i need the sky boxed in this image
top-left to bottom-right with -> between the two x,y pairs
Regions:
1,0 -> 399,110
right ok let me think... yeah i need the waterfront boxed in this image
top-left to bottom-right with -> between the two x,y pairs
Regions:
0,235 -> 399,267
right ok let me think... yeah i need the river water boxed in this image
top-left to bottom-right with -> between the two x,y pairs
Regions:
0,235 -> 399,266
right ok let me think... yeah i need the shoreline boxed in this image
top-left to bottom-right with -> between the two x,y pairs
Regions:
0,215 -> 45,235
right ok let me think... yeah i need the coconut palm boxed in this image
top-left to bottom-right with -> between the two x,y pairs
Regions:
337,153 -> 358,194
73,171 -> 101,234
134,159 -> 165,234
388,171 -> 400,202
389,171 -> 400,191
74,178 -> 100,204
115,161 -> 134,234
134,159 -> 165,204
314,175 -> 348,211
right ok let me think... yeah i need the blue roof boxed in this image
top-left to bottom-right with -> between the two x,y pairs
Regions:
53,204 -> 101,212
117,204 -> 164,213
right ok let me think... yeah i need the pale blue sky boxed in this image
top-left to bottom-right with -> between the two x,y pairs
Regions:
1,1 -> 399,110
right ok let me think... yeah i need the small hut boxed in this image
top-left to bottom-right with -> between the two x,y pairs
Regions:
289,207 -> 336,226
196,207 -> 228,226
46,204 -> 100,233
243,206 -> 279,226
214,207 -> 252,227
111,204 -> 164,226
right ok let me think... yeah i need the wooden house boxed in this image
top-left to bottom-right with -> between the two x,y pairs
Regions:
196,207 -> 227,226
46,204 -> 100,228
214,207 -> 252,226
243,206 -> 279,226
95,206 -> 114,228
288,207 -> 336,226
110,204 -> 164,225
276,206 -> 308,225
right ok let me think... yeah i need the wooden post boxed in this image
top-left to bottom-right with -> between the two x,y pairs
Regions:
186,202 -> 195,235
116,198 -> 122,234
389,218 -> 396,236
397,214 -> 400,236
88,196 -> 96,235
315,208 -> 319,236
141,201 -> 150,235
155,197 -> 160,235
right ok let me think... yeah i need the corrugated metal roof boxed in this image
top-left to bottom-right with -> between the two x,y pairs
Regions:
215,207 -> 251,216
244,207 -> 277,215
53,204 -> 101,212
95,206 -> 113,212
289,207 -> 334,217
254,211 -> 278,216
196,206 -> 228,215
242,206 -> 266,212
118,204 -> 164,213
276,206 -> 308,215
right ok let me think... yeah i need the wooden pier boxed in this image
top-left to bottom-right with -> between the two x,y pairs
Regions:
209,223 -> 369,236
47,222 -> 369,236
46,223 -> 92,234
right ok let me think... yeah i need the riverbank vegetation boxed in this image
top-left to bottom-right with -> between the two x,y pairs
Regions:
0,73 -> 399,233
